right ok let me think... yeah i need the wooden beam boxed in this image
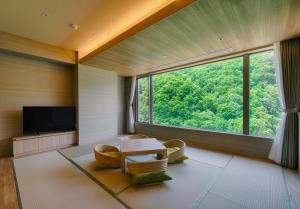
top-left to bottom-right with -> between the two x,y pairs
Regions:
79,0 -> 195,63
0,31 -> 77,64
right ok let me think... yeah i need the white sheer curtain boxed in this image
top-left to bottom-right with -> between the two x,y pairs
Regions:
127,76 -> 136,133
268,42 -> 286,164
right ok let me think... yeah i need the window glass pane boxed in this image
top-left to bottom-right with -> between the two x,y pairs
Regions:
137,77 -> 149,122
153,57 -> 243,133
250,51 -> 281,137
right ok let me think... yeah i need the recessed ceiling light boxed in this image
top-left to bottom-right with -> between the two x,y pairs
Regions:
69,24 -> 78,30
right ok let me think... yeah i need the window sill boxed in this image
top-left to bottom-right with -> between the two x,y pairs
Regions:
135,122 -> 273,141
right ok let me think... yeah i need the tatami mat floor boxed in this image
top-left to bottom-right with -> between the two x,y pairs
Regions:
3,139 -> 299,209
284,169 -> 300,209
63,142 -> 295,209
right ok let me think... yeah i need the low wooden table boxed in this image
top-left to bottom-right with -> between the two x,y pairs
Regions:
120,138 -> 167,173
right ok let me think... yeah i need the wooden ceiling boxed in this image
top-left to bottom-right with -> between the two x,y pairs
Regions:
0,0 -> 175,58
82,0 -> 300,76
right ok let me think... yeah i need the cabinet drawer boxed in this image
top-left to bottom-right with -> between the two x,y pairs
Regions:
14,138 -> 38,155
13,131 -> 76,157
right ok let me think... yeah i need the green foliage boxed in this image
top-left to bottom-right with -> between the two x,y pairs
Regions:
137,77 -> 149,122
249,51 -> 281,136
138,51 -> 281,137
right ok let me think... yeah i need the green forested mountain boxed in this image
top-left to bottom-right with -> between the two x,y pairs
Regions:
138,51 -> 281,137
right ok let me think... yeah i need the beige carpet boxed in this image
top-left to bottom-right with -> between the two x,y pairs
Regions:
13,151 -> 127,209
71,153 -> 131,194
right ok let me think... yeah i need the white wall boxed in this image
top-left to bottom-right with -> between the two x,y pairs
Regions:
78,64 -> 124,145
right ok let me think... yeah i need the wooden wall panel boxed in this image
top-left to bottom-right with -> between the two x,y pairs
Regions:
135,123 -> 273,159
78,64 -> 125,145
0,51 -> 74,156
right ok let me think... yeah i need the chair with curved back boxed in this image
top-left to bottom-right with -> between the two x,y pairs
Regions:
163,139 -> 187,163
127,158 -> 171,186
93,144 -> 121,169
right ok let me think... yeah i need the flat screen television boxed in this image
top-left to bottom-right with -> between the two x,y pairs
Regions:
23,106 -> 76,135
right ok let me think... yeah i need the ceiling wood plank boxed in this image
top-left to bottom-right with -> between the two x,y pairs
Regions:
0,31 -> 77,64
79,0 -> 195,64
82,0 -> 300,76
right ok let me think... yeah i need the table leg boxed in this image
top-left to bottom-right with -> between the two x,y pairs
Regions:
121,154 -> 126,173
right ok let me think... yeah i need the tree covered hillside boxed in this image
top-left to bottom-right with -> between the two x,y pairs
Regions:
138,51 -> 281,137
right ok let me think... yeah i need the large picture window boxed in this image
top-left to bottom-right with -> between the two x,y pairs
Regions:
136,50 -> 281,137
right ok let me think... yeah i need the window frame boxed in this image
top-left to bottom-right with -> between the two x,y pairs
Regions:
135,47 -> 276,138
136,76 -> 150,123
248,50 -> 280,137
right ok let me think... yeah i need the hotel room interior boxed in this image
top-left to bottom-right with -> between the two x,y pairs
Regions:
0,0 -> 300,209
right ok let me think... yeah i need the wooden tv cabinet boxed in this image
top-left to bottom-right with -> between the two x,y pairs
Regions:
13,131 -> 77,158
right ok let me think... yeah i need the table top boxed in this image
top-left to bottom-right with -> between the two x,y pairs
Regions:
120,138 -> 166,154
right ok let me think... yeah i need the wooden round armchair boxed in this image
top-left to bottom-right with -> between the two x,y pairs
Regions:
93,144 -> 121,169
163,139 -> 187,163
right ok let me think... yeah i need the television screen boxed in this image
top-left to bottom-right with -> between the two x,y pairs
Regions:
23,106 -> 76,135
